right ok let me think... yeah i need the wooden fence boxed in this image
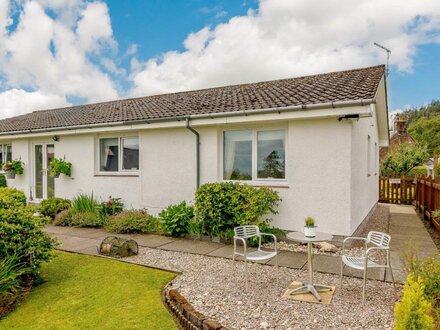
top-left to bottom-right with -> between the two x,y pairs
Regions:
379,176 -> 416,204
415,177 -> 440,231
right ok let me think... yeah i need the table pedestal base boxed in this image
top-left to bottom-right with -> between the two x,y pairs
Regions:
288,284 -> 333,302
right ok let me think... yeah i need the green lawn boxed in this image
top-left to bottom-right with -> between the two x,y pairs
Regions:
0,252 -> 177,330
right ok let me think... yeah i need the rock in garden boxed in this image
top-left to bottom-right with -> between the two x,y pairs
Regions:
317,242 -> 338,253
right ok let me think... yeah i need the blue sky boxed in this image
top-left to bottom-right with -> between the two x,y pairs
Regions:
0,0 -> 440,118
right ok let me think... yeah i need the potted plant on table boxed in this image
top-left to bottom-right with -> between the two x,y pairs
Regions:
48,158 -> 72,178
2,160 -> 24,179
304,216 -> 317,238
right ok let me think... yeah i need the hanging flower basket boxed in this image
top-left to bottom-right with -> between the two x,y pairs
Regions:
6,171 -> 16,179
48,157 -> 72,178
2,160 -> 24,179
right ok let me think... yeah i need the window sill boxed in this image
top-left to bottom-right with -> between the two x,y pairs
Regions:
223,180 -> 289,189
94,173 -> 139,178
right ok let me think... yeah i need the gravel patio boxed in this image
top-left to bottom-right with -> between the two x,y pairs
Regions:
43,203 -> 439,329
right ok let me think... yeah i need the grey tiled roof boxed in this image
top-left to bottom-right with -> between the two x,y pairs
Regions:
0,65 -> 385,133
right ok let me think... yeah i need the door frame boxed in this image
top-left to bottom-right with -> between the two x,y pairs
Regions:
31,142 -> 55,201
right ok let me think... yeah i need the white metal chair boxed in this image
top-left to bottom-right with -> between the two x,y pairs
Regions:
340,231 -> 396,303
233,225 -> 278,290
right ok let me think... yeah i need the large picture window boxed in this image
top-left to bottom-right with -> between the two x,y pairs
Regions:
99,137 -> 139,172
223,129 -> 286,181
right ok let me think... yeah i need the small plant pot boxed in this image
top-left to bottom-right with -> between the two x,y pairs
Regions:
304,226 -> 317,238
6,171 -> 16,179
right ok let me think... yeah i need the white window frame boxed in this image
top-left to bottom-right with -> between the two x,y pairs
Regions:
221,127 -> 288,184
0,143 -> 12,172
96,135 -> 140,175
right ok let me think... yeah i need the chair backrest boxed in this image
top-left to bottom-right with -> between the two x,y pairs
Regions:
234,225 -> 260,239
367,231 -> 391,248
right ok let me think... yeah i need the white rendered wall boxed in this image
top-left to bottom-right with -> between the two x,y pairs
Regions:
4,106 -> 381,236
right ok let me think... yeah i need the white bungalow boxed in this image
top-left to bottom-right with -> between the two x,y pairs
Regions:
0,65 -> 389,236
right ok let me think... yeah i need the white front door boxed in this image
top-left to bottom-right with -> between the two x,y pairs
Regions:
33,143 -> 55,200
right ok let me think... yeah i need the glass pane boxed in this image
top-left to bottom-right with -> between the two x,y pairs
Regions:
0,145 -> 3,165
257,130 -> 285,179
223,130 -> 252,180
35,145 -> 43,199
5,144 -> 12,162
47,145 -> 55,198
100,138 -> 119,171
122,137 -> 139,170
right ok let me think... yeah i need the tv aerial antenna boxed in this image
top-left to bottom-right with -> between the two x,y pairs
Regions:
374,42 -> 391,76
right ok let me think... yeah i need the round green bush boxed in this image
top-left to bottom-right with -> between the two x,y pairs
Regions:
0,187 -> 26,209
39,197 -> 71,219
106,210 -> 160,234
0,207 -> 55,278
195,182 -> 281,238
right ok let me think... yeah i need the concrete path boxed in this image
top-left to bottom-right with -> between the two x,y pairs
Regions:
44,204 -> 438,283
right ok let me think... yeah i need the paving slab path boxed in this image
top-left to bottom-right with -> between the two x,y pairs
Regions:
44,204 -> 438,283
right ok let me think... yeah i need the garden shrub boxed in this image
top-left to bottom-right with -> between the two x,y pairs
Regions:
0,207 -> 56,279
99,196 -> 124,217
39,197 -> 71,220
0,187 -> 26,209
0,174 -> 7,187
53,209 -> 72,226
195,182 -> 281,238
394,274 -> 435,330
159,201 -> 194,237
407,165 -> 429,178
106,210 -> 160,234
70,211 -> 106,228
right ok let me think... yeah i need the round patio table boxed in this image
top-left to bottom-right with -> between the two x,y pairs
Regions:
287,231 -> 334,302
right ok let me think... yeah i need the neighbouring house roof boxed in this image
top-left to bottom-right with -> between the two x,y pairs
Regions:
0,65 -> 385,134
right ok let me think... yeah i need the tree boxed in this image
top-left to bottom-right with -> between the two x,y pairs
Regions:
408,116 -> 440,155
402,100 -> 440,125
381,143 -> 429,176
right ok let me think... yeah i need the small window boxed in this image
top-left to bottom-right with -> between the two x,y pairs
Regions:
0,144 -> 12,165
100,138 -> 119,171
99,137 -> 139,172
122,137 -> 139,170
223,130 -> 252,180
223,129 -> 286,181
257,130 -> 285,179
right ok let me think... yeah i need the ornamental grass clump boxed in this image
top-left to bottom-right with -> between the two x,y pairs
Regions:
195,182 -> 281,238
72,193 -> 99,213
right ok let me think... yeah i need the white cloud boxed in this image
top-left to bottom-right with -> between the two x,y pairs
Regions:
0,0 -> 118,118
132,0 -> 440,96
0,89 -> 69,119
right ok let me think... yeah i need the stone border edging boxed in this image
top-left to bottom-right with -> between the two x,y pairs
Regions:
163,288 -> 228,330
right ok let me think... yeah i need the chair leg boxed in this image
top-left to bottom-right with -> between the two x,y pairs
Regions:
340,260 -> 344,288
244,256 -> 248,291
362,267 -> 368,304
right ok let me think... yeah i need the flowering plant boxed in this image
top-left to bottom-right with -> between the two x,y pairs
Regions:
99,196 -> 124,217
